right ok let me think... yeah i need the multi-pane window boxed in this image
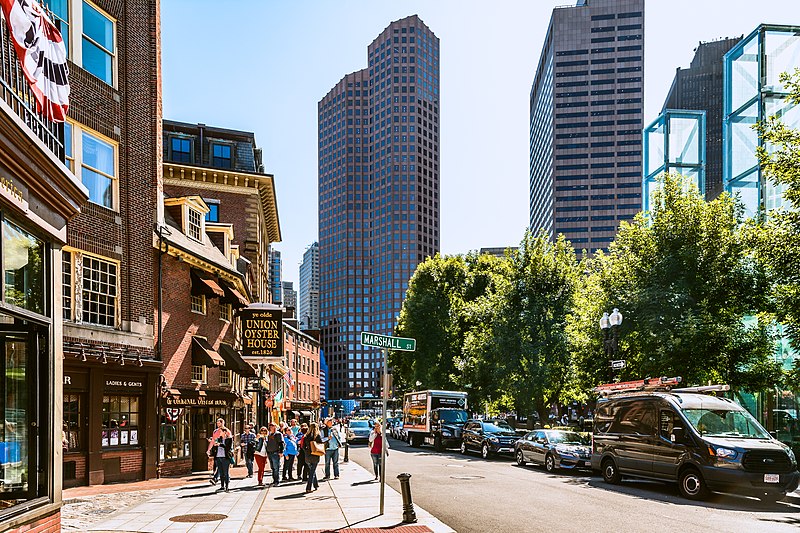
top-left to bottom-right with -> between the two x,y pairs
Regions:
62,251 -> 72,320
82,255 -> 118,326
64,122 -> 74,171
220,369 -> 232,387
219,303 -> 231,322
212,144 -> 232,168
187,208 -> 202,241
190,294 -> 206,314
82,1 -> 115,85
101,395 -> 139,447
43,0 -> 70,54
191,365 -> 207,383
63,393 -> 82,451
162,408 -> 190,460
170,137 -> 192,163
82,129 -> 116,208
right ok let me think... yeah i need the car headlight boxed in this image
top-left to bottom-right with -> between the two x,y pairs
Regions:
441,429 -> 452,436
714,446 -> 738,459
787,448 -> 796,464
488,436 -> 498,443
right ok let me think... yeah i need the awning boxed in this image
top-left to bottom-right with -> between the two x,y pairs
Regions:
220,281 -> 249,307
218,343 -> 257,378
191,337 -> 224,367
191,271 -> 224,298
300,411 -> 313,417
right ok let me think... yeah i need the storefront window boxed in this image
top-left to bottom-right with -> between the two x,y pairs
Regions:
3,219 -> 45,314
161,407 -> 190,460
63,394 -> 83,451
101,395 -> 139,447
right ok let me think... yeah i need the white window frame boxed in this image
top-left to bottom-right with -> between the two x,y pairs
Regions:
219,303 -> 231,322
190,294 -> 206,315
187,208 -> 203,242
220,368 -> 232,387
63,120 -> 119,211
62,248 -> 119,327
191,365 -> 207,384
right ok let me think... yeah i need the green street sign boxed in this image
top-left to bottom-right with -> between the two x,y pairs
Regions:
360,331 -> 416,351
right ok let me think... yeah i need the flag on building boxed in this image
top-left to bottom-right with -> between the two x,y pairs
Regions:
283,368 -> 295,392
273,389 -> 284,410
0,0 -> 69,122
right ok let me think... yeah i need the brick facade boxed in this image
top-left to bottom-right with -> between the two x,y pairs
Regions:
283,326 -> 322,414
4,511 -> 61,533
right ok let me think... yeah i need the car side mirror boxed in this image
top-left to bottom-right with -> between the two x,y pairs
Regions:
671,427 -> 686,443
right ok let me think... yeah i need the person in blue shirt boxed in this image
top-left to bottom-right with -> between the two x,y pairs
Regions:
322,417 -> 342,480
282,426 -> 298,481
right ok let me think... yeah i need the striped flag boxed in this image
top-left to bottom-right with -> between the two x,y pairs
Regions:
0,0 -> 69,122
273,389 -> 284,410
283,368 -> 295,392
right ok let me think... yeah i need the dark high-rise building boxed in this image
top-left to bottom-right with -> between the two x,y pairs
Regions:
529,0 -> 644,253
662,37 -> 742,199
319,15 -> 440,400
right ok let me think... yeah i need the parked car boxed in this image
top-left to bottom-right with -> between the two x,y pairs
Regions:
346,419 -> 371,443
592,389 -> 800,501
460,419 -> 519,459
515,429 -> 591,472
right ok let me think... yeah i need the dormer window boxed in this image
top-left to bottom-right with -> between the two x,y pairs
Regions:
187,208 -> 203,242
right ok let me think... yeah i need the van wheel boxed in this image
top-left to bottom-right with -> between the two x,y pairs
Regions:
545,453 -> 556,473
516,450 -> 526,466
601,458 -> 621,485
678,468 -> 709,500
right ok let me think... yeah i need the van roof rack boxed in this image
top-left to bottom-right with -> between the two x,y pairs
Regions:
593,376 -> 682,397
671,384 -> 730,394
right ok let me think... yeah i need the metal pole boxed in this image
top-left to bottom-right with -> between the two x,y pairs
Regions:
380,347 -> 388,515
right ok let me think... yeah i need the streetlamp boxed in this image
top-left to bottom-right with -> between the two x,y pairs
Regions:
600,308 -> 623,376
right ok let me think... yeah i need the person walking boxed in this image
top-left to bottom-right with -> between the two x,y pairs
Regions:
207,421 -> 233,492
322,417 -> 342,480
240,423 -> 257,478
266,422 -> 285,486
296,423 -> 309,481
289,418 -> 300,436
253,426 -> 269,486
302,422 -> 325,493
282,427 -> 298,481
368,421 -> 388,481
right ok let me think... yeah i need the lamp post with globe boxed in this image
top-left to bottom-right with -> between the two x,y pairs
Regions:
600,308 -> 624,379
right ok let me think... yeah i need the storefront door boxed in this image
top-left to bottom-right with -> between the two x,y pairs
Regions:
0,325 -> 46,506
192,409 -> 209,472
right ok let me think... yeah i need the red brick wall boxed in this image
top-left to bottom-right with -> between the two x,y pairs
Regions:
284,331 -> 321,405
63,453 -> 87,486
164,184 -> 268,301
6,510 -> 60,533
156,255 -> 236,389
159,458 -> 192,477
66,0 -> 160,335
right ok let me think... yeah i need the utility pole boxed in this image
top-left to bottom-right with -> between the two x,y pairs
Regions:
380,347 -> 388,515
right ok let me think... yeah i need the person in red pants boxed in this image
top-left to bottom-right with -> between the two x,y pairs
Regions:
253,426 -> 269,486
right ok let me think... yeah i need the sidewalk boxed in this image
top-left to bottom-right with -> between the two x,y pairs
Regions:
77,460 -> 454,533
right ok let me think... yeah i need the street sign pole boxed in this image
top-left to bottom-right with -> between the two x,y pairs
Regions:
380,346 -> 388,515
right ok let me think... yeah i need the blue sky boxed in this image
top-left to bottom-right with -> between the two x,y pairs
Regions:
161,1 -> 800,285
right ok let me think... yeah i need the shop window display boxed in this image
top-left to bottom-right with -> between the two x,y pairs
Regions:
101,395 -> 140,447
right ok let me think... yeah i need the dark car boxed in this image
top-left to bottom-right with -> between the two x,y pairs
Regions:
346,420 -> 371,443
515,429 -> 592,472
592,391 -> 800,501
460,419 -> 519,459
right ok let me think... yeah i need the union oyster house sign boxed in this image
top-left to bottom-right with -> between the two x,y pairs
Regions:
239,305 -> 283,357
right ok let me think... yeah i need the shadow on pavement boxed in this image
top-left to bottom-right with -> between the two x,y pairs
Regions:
273,492 -> 308,500
351,480 -> 377,486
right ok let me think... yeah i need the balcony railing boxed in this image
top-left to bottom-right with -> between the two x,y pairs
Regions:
0,12 -> 64,161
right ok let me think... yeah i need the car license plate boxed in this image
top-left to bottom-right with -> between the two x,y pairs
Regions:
764,474 -> 780,483
499,448 -> 512,453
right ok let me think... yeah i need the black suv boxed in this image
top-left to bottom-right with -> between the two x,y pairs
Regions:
460,419 -> 519,459
592,391 -> 800,501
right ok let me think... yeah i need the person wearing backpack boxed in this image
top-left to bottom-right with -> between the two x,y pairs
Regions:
265,422 -> 285,486
240,423 -> 257,478
322,417 -> 342,480
282,426 -> 298,481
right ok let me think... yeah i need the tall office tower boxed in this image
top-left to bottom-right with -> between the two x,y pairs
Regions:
662,37 -> 742,200
319,15 -> 440,399
282,281 -> 297,312
529,0 -> 644,253
269,249 -> 282,304
299,242 -> 320,330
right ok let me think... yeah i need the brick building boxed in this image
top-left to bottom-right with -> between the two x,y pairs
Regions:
281,325 -> 322,424
155,195 -> 256,476
51,0 -> 163,493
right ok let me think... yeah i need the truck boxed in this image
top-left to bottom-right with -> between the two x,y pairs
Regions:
403,390 -> 469,451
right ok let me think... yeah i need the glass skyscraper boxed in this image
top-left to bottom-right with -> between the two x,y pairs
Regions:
318,15 -> 440,400
724,24 -> 800,218
529,0 -> 644,253
299,241 -> 320,330
642,109 -> 706,212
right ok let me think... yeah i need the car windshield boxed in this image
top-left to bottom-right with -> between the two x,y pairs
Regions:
682,408 -> 770,439
349,421 -> 369,428
439,410 -> 468,424
484,421 -> 514,432
547,431 -> 588,445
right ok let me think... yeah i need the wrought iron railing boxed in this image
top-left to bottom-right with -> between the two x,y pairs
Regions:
0,12 -> 64,161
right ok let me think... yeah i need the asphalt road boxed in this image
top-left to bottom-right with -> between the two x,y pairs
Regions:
345,436 -> 800,533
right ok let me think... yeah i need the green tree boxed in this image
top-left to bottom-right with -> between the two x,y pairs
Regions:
753,69 -> 800,353
569,174 -> 779,391
467,231 -> 579,422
